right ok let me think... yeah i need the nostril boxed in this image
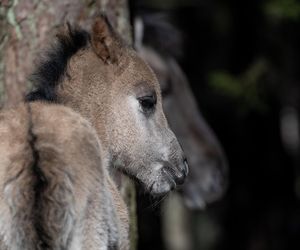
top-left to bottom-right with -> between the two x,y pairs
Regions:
175,173 -> 185,185
162,160 -> 187,186
183,158 -> 189,177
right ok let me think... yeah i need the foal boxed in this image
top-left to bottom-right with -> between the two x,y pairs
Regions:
28,15 -> 188,196
2,15 -> 189,249
0,103 -> 128,250
0,15 -> 188,250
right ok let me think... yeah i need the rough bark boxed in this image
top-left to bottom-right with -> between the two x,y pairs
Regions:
0,0 -> 136,249
0,0 -> 132,101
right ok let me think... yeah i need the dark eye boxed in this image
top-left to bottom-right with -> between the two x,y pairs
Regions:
138,95 -> 157,113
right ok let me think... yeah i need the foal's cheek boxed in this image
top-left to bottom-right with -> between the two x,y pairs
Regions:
125,96 -> 148,134
109,96 -> 142,148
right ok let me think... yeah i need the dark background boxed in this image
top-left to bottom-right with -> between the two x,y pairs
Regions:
130,0 -> 300,249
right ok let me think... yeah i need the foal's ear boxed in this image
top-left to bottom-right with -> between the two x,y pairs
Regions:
91,15 -> 119,64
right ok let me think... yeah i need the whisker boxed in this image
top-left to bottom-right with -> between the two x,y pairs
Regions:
150,193 -> 169,210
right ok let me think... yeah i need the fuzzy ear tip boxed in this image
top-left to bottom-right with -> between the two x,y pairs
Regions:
91,12 -> 117,63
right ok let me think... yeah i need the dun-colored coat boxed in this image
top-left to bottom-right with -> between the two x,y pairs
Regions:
0,15 -> 188,250
0,103 -> 128,249
28,15 -> 188,196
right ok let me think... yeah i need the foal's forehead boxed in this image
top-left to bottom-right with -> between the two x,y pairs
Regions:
127,50 -> 160,89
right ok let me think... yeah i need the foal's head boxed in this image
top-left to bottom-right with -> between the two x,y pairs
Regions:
28,15 -> 188,196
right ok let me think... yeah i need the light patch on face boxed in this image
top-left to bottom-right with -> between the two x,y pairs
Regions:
128,96 -> 141,120
127,95 -> 147,137
153,162 -> 163,171
127,96 -> 140,115
160,146 -> 170,162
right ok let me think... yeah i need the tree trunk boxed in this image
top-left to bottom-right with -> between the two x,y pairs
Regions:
0,1 -> 137,249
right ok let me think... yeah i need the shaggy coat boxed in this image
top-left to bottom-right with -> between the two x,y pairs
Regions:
0,14 -> 188,250
27,15 -> 188,197
0,102 -> 128,250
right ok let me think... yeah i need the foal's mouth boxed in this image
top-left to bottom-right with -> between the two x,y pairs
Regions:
161,161 -> 187,185
148,164 -> 188,197
161,168 -> 177,190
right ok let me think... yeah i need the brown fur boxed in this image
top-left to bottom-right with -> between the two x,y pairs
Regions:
91,16 -> 120,63
0,102 -> 128,249
52,16 -> 188,195
0,15 -> 187,249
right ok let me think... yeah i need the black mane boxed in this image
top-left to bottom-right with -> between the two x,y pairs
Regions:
26,25 -> 90,102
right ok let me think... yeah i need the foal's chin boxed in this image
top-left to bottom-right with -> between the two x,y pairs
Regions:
150,183 -> 174,197
146,176 -> 177,197
139,163 -> 187,197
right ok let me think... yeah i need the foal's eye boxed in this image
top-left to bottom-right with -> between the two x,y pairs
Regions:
138,95 -> 157,114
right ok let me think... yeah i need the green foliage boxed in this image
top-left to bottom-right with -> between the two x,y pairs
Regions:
264,0 -> 300,21
208,59 -> 268,114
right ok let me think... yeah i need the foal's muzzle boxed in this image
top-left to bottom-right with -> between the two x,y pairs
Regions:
162,158 -> 189,188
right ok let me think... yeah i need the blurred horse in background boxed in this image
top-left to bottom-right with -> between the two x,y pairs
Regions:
0,15 -> 189,250
134,13 -> 228,210
134,13 -> 228,250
